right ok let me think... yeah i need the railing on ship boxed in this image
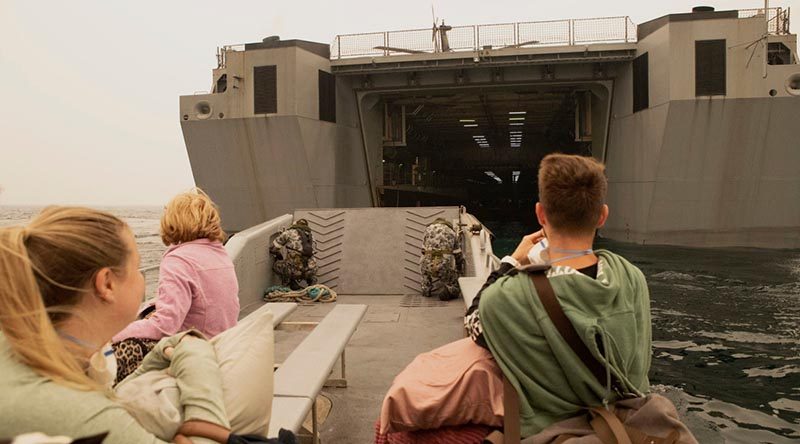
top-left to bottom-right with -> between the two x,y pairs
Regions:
330,16 -> 638,60
216,43 -> 246,69
739,7 -> 791,35
331,8 -> 793,60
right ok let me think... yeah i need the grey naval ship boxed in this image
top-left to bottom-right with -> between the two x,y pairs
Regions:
173,5 -> 800,443
180,5 -> 799,248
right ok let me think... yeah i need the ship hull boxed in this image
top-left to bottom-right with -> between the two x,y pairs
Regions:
605,97 -> 800,248
181,116 -> 372,232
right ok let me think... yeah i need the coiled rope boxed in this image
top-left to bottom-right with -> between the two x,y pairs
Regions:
263,284 -> 337,305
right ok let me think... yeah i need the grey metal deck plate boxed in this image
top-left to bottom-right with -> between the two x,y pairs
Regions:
399,294 -> 451,307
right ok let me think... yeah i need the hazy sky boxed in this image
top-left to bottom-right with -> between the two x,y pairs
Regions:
1,0 -> 795,205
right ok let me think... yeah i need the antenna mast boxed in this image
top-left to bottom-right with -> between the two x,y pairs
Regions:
764,0 -> 769,78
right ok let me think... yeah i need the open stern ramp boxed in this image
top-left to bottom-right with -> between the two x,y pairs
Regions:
294,206 -> 463,295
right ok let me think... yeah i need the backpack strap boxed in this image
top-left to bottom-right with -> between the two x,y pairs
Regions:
590,407 -> 632,444
529,271 -> 609,386
529,271 -> 685,444
591,407 -> 681,444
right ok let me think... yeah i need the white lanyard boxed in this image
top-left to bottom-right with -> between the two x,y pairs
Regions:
548,246 -> 594,264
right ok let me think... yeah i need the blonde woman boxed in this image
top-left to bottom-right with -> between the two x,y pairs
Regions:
112,189 -> 239,382
0,207 -> 231,442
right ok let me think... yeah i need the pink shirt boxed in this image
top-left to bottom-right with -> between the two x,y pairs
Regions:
113,238 -> 239,343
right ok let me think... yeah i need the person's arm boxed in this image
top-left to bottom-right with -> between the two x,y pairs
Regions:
112,256 -> 197,342
83,404 -> 173,444
464,261 -> 517,348
88,401 -> 226,444
115,332 -> 231,443
168,336 -> 230,429
464,230 -> 545,348
119,330 -> 204,379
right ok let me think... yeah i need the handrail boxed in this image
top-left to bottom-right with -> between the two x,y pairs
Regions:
330,15 -> 638,60
739,6 -> 791,35
212,6 -> 791,64
139,264 -> 160,273
217,44 -> 248,68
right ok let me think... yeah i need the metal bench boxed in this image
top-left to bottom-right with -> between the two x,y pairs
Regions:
268,396 -> 314,438
458,276 -> 484,309
267,304 -> 367,443
264,302 -> 298,326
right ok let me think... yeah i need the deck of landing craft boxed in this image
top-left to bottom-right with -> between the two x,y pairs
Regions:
273,294 -> 466,443
273,294 -> 727,444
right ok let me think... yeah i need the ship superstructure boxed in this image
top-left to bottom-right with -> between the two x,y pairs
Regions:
180,6 -> 800,248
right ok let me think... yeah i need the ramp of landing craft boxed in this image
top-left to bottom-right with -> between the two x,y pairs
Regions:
293,207 -> 462,295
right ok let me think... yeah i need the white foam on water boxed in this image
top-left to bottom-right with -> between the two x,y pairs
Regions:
769,398 -> 800,414
673,283 -> 705,292
651,271 -> 698,281
655,386 -> 800,442
685,343 -> 731,352
651,308 -> 695,318
698,330 -> 798,345
653,340 -> 697,349
656,351 -> 684,361
743,365 -> 800,378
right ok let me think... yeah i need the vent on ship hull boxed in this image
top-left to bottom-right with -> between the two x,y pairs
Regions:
786,73 -> 800,96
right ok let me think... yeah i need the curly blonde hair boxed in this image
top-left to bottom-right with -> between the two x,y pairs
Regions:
160,188 -> 226,246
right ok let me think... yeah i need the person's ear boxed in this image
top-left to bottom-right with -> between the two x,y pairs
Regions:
535,202 -> 547,228
596,204 -> 609,228
93,268 -> 115,304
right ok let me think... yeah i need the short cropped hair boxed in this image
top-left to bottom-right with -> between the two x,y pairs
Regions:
160,188 -> 226,246
538,154 -> 607,235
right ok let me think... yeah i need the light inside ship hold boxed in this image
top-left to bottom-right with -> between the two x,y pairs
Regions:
376,86 -> 597,222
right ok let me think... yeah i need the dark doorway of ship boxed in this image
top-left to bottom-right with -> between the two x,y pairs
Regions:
378,86 -> 596,226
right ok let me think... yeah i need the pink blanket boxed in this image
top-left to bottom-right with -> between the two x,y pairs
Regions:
379,338 -> 504,434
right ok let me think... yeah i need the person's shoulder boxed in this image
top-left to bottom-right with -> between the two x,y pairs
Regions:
482,269 -> 530,301
161,247 -> 196,268
0,372 -> 121,438
165,239 -> 225,260
597,249 -> 647,283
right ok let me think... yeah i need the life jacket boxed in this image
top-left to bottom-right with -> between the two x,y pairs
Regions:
429,219 -> 454,231
291,225 -> 314,258
423,249 -> 454,257
423,219 -> 456,255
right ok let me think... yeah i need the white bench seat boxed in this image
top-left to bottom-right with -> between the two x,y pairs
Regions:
273,304 -> 367,399
268,396 -> 314,436
269,303 -> 366,443
458,276 -> 485,309
266,302 -> 298,326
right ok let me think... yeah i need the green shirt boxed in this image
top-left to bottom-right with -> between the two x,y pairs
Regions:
479,250 -> 652,437
0,332 -> 228,443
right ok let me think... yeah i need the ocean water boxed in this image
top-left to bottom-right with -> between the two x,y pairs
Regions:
0,206 -> 165,299
489,219 -> 800,443
3,207 -> 799,442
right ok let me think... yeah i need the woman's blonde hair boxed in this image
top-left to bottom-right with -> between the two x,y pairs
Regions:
0,206 -> 129,391
160,188 -> 226,246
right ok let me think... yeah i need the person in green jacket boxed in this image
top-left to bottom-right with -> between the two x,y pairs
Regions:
464,153 -> 652,438
0,207 -> 231,443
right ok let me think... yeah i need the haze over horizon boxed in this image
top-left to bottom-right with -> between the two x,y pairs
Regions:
1,0 -> 795,206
